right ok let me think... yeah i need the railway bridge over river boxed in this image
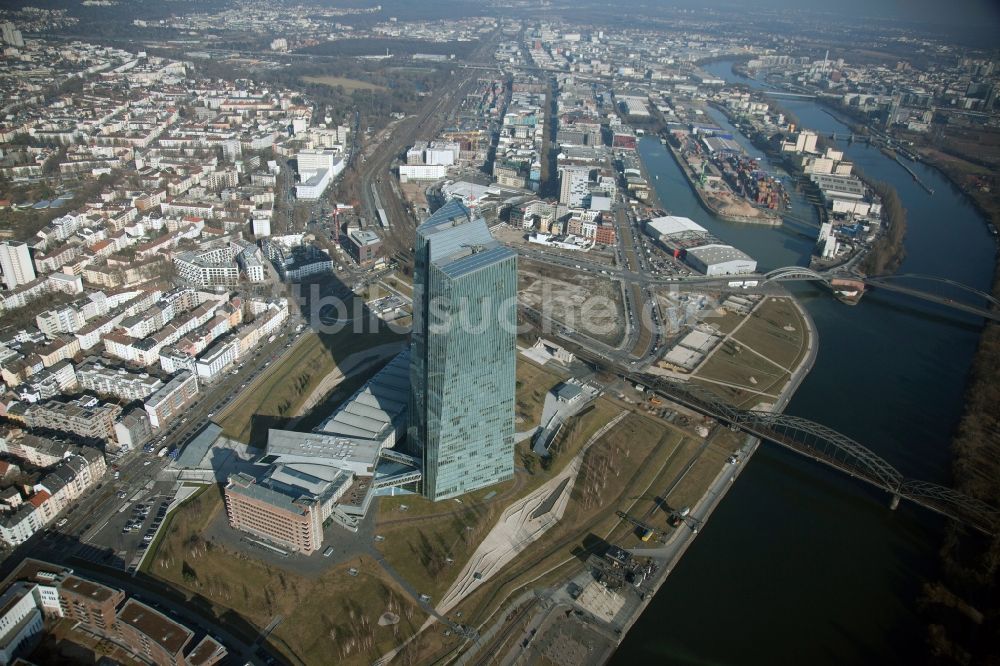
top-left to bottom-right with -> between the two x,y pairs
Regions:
628,374 -> 999,536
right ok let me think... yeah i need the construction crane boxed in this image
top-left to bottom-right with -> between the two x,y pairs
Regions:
698,161 -> 709,186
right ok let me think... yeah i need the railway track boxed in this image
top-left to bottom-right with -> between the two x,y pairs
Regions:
470,597 -> 541,666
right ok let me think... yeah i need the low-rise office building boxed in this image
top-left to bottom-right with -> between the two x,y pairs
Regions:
344,228 -> 382,267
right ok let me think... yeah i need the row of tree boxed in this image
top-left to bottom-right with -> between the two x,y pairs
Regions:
922,234 -> 1000,660
858,180 -> 907,275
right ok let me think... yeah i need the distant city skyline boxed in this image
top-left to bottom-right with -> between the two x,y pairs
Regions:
654,0 -> 1000,25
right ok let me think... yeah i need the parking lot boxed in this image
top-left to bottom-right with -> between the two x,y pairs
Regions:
87,492 -> 173,571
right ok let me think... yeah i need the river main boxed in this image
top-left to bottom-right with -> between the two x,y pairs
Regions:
610,61 -> 997,665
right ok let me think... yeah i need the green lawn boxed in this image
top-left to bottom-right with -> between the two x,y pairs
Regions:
696,338 -> 788,390
377,480 -> 516,521
514,358 -> 567,430
452,412 -> 686,625
729,297 -> 807,370
374,397 -> 626,602
706,309 -> 746,335
691,296 -> 809,408
147,484 -> 426,666
376,501 -> 503,600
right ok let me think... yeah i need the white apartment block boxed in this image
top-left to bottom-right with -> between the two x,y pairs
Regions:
0,584 -> 43,664
174,248 -> 240,288
195,338 -> 239,382
76,363 -> 164,402
0,242 -> 36,291
144,371 -> 199,429
36,306 -> 87,337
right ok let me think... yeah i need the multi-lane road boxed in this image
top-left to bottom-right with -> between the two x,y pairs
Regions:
0,320 -> 313,662
51,318 -> 307,548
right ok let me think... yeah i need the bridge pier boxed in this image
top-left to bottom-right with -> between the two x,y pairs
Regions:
889,494 -> 901,511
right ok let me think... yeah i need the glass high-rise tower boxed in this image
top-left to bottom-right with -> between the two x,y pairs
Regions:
409,200 -> 517,501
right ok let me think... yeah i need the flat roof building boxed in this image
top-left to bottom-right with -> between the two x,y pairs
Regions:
685,244 -> 758,276
224,352 -> 412,552
810,173 -> 866,200
77,361 -> 163,402
22,397 -> 122,443
144,371 -> 199,429
0,241 -> 36,291
224,472 -> 324,555
0,559 -> 225,666
0,582 -> 44,664
644,215 -> 757,276
116,598 -> 226,666
644,215 -> 714,244
344,228 -> 382,267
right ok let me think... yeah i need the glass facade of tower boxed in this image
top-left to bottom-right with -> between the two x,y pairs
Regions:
409,200 -> 517,501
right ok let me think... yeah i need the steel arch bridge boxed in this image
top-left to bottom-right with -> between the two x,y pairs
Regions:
865,273 -> 1000,308
756,268 -> 1000,320
632,373 -> 999,535
761,267 -> 1000,307
761,266 -> 831,283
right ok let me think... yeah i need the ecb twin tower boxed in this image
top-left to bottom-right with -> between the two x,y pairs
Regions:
407,200 -> 518,501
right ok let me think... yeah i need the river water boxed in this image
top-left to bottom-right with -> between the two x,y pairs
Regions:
610,61 -> 997,665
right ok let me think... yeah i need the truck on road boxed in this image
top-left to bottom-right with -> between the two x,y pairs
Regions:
156,447 -> 168,458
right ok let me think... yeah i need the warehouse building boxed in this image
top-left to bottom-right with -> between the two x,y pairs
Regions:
644,216 -> 757,276
644,215 -> 715,248
686,244 -> 757,276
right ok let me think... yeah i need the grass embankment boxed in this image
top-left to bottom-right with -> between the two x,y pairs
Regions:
138,485 -> 211,575
148,485 -> 427,665
216,324 -> 405,445
453,411 -> 688,624
692,297 -> 806,409
374,398 -> 622,601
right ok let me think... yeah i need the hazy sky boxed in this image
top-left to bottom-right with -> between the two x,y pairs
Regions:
704,0 -> 1000,30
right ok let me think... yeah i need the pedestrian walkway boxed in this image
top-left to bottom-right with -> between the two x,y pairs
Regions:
437,411 -> 628,615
